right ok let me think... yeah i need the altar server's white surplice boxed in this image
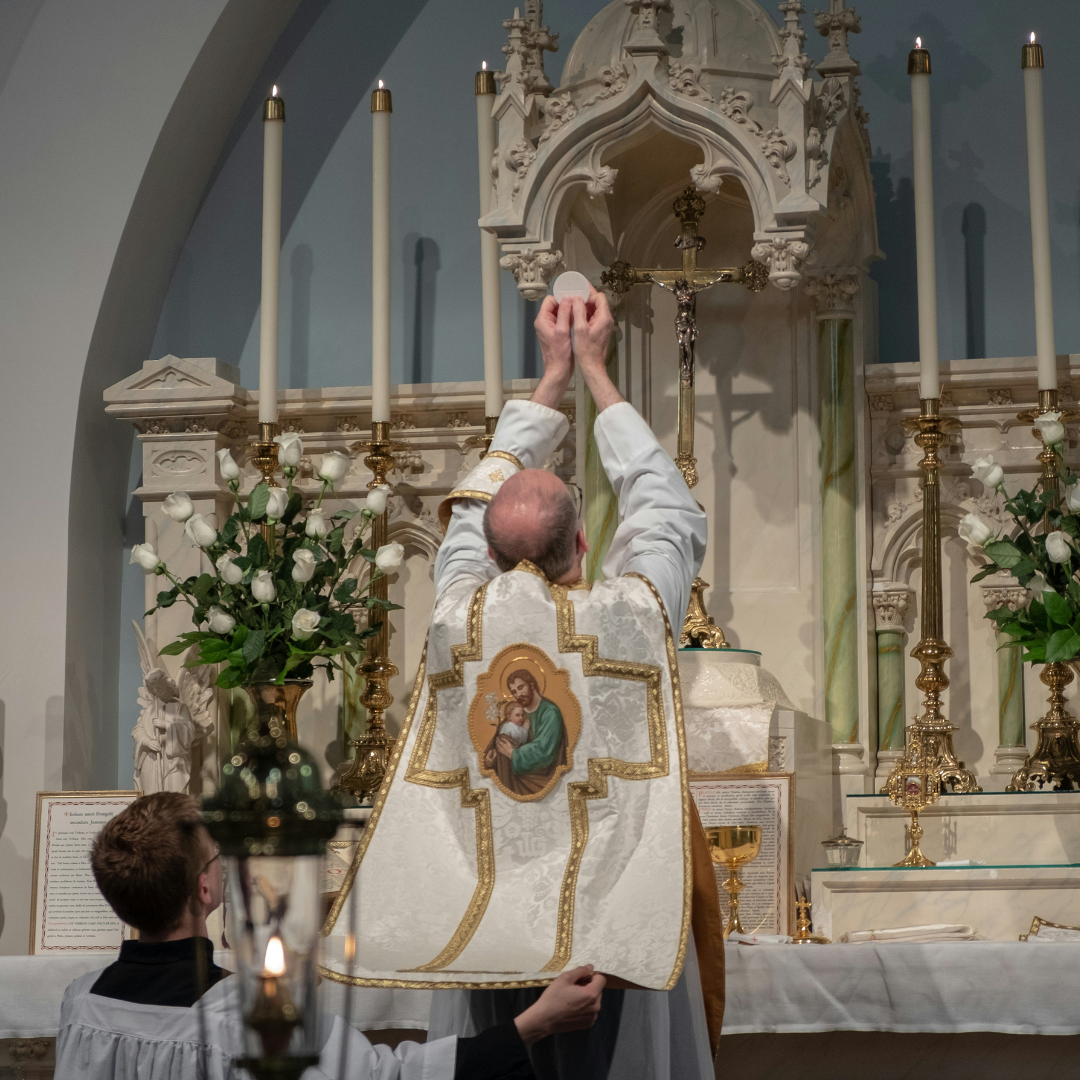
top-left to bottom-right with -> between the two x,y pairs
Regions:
55,970 -> 456,1080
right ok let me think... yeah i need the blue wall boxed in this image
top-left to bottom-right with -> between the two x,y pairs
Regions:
119,0 -> 1080,783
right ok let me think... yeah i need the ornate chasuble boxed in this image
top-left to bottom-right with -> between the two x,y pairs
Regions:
321,563 -> 693,991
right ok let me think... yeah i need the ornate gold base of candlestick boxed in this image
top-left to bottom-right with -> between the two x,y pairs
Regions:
679,577 -> 730,648
338,655 -> 399,802
252,421 -> 281,546
1008,662 -> 1080,791
336,420 -> 404,802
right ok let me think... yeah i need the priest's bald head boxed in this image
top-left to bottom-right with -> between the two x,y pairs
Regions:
484,468 -> 588,584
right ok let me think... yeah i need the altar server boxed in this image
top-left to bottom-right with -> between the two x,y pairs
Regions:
323,287 -> 724,1079
56,792 -> 602,1080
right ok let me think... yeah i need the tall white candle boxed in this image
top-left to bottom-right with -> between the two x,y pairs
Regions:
1023,34 -> 1057,391
371,82 -> 392,423
476,63 -> 503,418
259,87 -> 285,424
909,41 -> 939,401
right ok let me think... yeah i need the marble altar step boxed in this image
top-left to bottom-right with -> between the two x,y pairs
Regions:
843,791 -> 1080,867
811,864 -> 1080,943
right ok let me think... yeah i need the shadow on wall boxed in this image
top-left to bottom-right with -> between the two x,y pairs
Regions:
962,203 -> 986,360
869,154 -> 917,367
405,235 -> 440,385
290,244 -> 313,388
523,299 -> 538,380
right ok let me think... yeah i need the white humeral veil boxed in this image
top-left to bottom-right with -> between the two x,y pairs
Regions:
321,564 -> 692,990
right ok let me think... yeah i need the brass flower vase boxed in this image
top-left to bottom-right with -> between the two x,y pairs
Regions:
244,681 -> 313,744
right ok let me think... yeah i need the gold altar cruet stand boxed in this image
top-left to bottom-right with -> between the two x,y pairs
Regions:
1008,388 -> 1080,790
336,420 -> 405,802
885,398 -> 979,864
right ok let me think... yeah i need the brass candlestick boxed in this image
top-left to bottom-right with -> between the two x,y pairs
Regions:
337,420 -> 404,801
705,825 -> 762,938
791,896 -> 830,944
463,415 -> 498,458
1009,388 -> 1080,790
251,421 -> 281,547
885,398 -> 980,807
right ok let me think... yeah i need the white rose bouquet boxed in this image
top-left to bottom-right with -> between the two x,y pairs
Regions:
134,437 -> 399,688
966,418 -> 1080,664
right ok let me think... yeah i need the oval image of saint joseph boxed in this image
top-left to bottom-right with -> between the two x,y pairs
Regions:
482,668 -> 569,798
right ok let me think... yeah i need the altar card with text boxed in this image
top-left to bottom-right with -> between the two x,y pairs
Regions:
689,774 -> 794,936
30,791 -> 138,954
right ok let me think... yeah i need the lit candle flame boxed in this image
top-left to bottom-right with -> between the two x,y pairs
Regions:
378,79 -> 384,89
1030,31 -> 1036,44
482,61 -> 487,71
915,37 -> 922,49
263,936 -> 286,976
272,84 -> 279,98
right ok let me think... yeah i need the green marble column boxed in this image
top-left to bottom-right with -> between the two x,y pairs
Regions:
996,629 -> 1025,748
876,629 -> 907,750
817,313 -> 859,744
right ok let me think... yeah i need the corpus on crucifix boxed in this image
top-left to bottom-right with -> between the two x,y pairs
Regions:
602,186 -> 767,487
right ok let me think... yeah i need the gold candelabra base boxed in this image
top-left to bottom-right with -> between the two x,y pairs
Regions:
1008,662 -> 1080,791
335,420 -> 404,803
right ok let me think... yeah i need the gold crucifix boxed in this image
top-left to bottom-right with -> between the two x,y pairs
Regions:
601,186 -> 767,487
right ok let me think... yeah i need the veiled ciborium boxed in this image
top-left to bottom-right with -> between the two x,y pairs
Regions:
705,825 -> 762,938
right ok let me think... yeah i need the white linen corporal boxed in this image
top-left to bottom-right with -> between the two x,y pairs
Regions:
54,970 -> 457,1080
322,399 -> 709,991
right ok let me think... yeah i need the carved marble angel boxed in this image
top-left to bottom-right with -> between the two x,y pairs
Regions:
132,621 -> 215,794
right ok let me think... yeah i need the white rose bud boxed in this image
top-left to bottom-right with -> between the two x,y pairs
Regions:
364,485 -> 390,516
958,512 -> 994,549
1030,568 -> 1056,594
1035,411 -> 1065,446
970,456 -> 1005,493
305,507 -> 329,539
216,553 -> 244,585
216,449 -> 240,481
130,543 -> 162,574
1045,530 -> 1073,564
317,451 -> 350,485
207,606 -> 236,634
274,431 -> 304,468
251,569 -> 276,603
292,548 -> 317,583
374,542 -> 405,572
265,487 -> 289,520
184,513 -> 218,548
162,492 -> 194,523
291,607 -> 321,641
1068,484 -> 1080,513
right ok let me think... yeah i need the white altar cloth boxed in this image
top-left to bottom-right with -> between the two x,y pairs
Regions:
722,940 -> 1080,1035
7,941 -> 1080,1041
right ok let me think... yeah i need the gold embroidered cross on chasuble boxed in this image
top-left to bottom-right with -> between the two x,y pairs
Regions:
319,560 -> 697,991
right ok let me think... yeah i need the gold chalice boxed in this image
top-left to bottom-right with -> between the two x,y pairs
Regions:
705,825 -> 762,938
